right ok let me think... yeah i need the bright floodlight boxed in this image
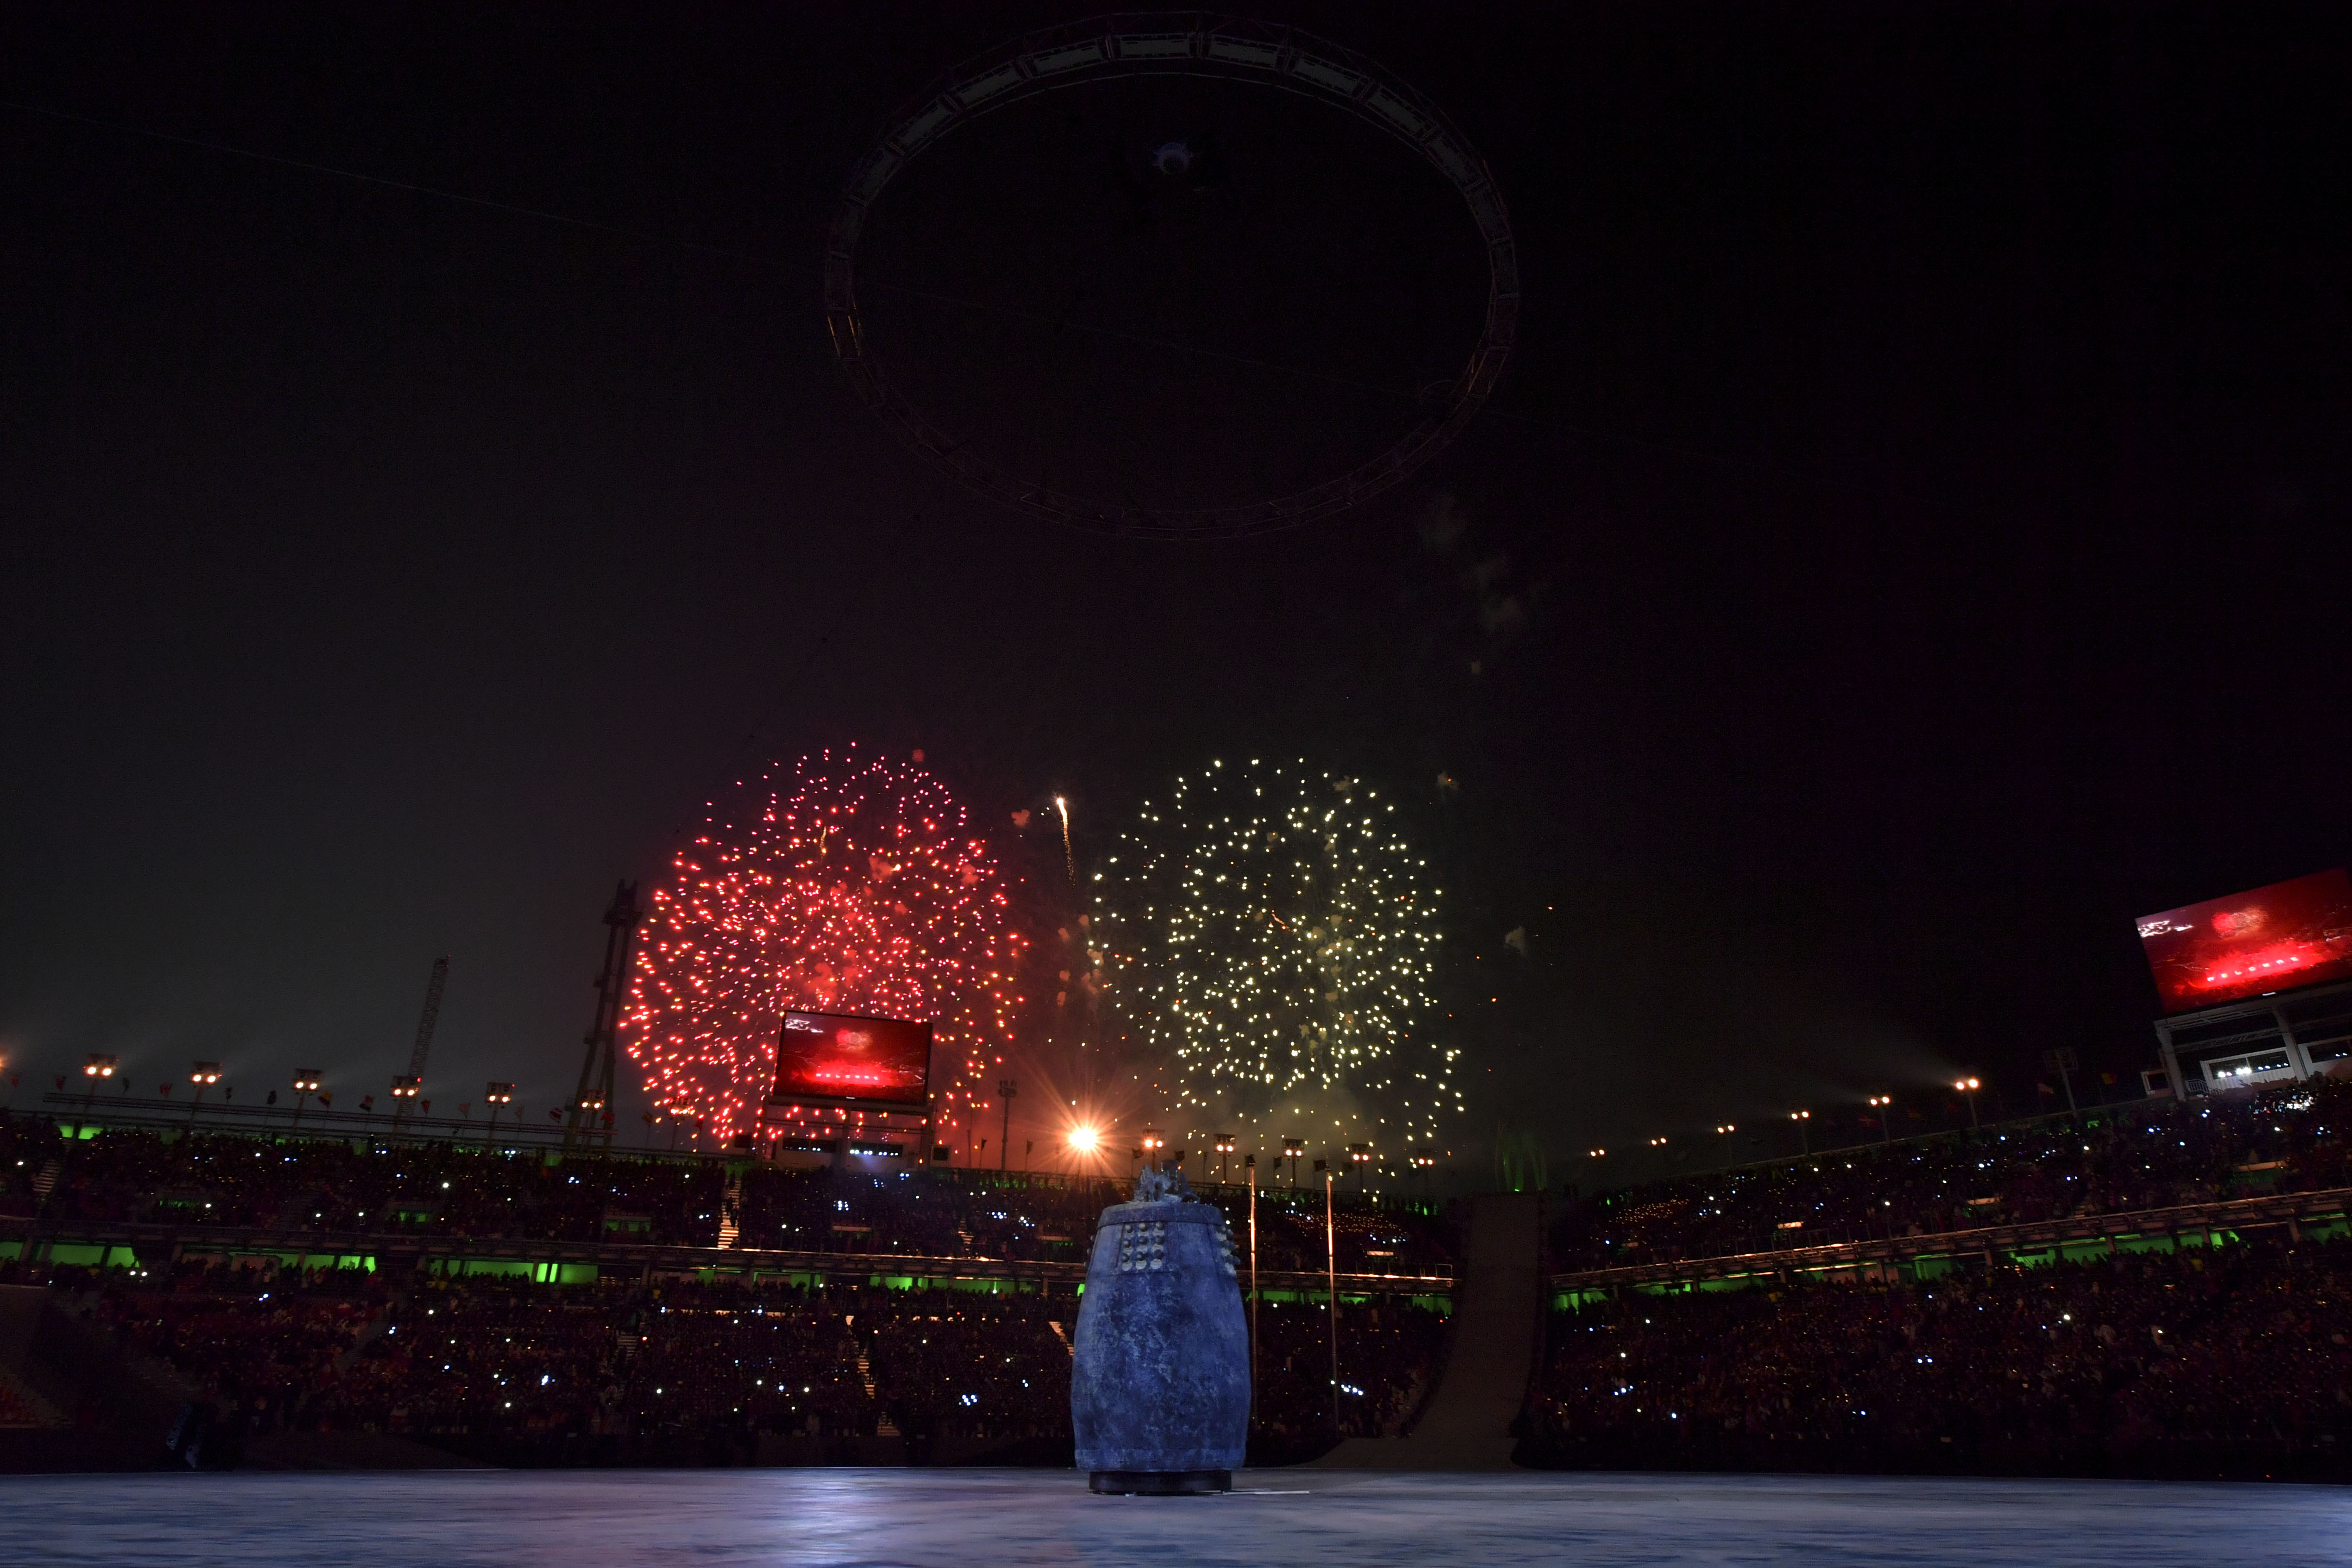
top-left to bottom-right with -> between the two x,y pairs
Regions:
1068,1125 -> 1100,1153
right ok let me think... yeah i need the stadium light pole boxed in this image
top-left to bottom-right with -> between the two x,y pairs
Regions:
1215,1133 -> 1236,1186
1790,1110 -> 1811,1157
289,1070 -> 322,1137
485,1082 -> 514,1148
1282,1136 -> 1305,1188
577,1092 -> 607,1150
390,1074 -> 422,1139
1867,1096 -> 1894,1147
1955,1078 -> 1982,1132
187,1062 -> 222,1127
999,1078 -> 1016,1172
79,1054 -> 118,1138
1715,1124 -> 1737,1166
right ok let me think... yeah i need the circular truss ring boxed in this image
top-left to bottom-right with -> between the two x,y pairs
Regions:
825,13 -> 1519,540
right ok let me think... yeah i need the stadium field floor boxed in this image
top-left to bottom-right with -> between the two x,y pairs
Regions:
2,1467 -> 2345,1565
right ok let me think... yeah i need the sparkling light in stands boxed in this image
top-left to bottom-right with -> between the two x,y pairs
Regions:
1092,758 -> 1455,1147
623,747 -> 1021,1146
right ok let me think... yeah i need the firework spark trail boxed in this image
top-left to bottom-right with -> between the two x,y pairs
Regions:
1092,758 -> 1459,1151
1054,795 -> 1075,885
623,747 -> 1021,1145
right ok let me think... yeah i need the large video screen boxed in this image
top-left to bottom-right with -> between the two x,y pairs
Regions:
2136,869 -> 2352,1014
771,1011 -> 933,1105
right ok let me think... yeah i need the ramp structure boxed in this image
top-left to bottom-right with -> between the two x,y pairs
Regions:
1312,1191 -> 1543,1471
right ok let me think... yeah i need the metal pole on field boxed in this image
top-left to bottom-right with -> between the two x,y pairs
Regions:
1246,1153 -> 1260,1424
1325,1167 -> 1339,1437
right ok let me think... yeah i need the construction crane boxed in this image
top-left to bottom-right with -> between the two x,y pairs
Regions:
396,956 -> 449,1127
566,882 -> 642,1151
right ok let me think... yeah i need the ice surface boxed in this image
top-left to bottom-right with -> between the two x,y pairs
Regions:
1,1467 -> 2346,1567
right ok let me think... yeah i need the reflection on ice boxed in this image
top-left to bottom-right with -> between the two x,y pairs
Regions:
1,1468 -> 2347,1567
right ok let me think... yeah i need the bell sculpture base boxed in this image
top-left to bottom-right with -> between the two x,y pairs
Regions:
1089,1470 -> 1232,1497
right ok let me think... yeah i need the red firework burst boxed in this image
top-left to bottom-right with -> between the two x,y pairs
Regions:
623,747 -> 1020,1144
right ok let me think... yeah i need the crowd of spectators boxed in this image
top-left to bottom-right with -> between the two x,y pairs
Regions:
0,1119 -> 723,1244
1247,1295 -> 1448,1462
91,1276 -> 384,1429
313,1275 -> 1081,1464
1529,1231 -> 2352,1480
1553,1081 -> 2352,1270
0,1255 -> 1443,1467
0,1113 -> 1452,1279
0,1109 -> 1454,1467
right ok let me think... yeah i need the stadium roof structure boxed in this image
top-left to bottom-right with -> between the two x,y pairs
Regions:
825,12 -> 1517,539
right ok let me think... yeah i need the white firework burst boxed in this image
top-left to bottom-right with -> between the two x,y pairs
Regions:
1092,758 -> 1460,1150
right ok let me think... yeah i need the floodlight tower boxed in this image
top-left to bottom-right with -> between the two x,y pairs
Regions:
567,882 -> 643,1152
187,1062 -> 222,1126
395,956 -> 449,1132
289,1070 -> 322,1135
78,1054 -> 119,1137
389,1075 -> 422,1139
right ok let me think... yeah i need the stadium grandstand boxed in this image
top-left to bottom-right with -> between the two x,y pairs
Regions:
0,1111 -> 1452,1469
5,1078 -> 2352,1478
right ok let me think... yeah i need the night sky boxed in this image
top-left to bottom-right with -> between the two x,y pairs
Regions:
3,3 -> 2345,1174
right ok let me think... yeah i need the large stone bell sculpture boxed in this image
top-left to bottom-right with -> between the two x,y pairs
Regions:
1070,1162 -> 1250,1493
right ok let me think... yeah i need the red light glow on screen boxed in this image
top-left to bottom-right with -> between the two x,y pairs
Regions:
2137,869 -> 2352,1014
774,1012 -> 931,1105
